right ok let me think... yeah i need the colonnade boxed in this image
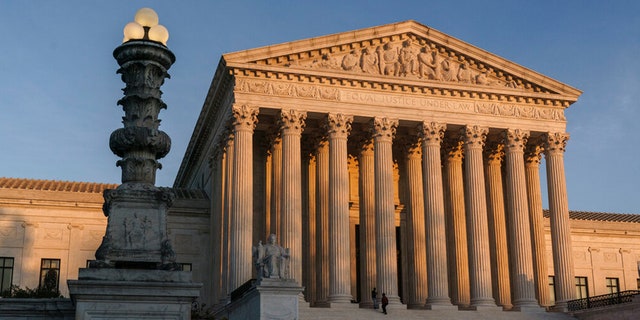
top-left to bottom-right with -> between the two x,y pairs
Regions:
208,104 -> 576,311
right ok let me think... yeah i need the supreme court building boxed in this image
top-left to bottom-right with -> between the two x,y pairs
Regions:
174,20 -> 582,310
2,20 -> 640,315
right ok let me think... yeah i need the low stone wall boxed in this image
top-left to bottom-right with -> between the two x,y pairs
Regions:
572,295 -> 640,320
0,298 -> 75,319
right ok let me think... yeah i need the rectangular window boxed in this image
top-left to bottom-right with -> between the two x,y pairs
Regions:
575,276 -> 589,299
637,278 -> 639,290
548,275 -> 556,305
180,263 -> 192,272
39,259 -> 60,292
0,257 -> 14,295
605,277 -> 620,294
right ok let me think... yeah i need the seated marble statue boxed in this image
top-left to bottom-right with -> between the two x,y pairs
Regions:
253,234 -> 290,280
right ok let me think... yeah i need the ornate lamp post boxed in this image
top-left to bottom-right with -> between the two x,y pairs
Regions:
92,7 -> 178,270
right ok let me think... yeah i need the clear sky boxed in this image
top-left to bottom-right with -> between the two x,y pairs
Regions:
0,1 -> 639,214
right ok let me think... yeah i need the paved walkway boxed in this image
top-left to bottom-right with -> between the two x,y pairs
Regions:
299,304 -> 576,320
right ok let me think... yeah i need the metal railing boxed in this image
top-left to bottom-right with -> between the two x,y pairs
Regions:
567,290 -> 640,311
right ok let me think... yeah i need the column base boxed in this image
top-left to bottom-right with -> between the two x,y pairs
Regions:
328,294 -> 354,305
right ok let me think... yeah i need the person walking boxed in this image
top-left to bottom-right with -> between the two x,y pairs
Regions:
381,293 -> 389,314
371,287 -> 378,309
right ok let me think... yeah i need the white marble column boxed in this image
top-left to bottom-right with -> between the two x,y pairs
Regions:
279,109 -> 307,286
483,142 -> 512,309
229,104 -> 258,291
358,138 -> 377,309
326,113 -> 353,303
401,137 -> 428,309
220,133 -> 234,305
544,132 -> 575,310
302,152 -> 317,303
503,129 -> 540,310
269,135 -> 282,239
315,139 -> 330,307
209,146 -> 223,306
462,125 -> 496,308
525,143 -> 551,307
442,138 -> 470,307
372,117 -> 401,305
419,122 -> 453,308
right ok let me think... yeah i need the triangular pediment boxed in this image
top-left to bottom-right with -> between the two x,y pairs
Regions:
223,20 -> 581,100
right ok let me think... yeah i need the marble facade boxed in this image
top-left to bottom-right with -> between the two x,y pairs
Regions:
175,20 -> 584,311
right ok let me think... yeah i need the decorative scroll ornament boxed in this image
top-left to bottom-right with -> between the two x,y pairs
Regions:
371,117 -> 398,141
544,132 -> 570,155
503,129 -> 530,152
231,104 -> 259,131
442,138 -> 464,161
462,125 -> 489,148
326,113 -> 353,138
525,144 -> 544,165
484,142 -> 505,164
418,121 -> 446,147
278,109 -> 307,135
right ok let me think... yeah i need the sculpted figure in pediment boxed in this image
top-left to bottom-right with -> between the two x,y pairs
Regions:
342,50 -> 360,72
380,42 -> 400,76
360,47 -> 379,74
399,39 -> 419,77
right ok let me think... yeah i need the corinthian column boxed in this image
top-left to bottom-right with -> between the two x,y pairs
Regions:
358,137 -> 377,309
525,142 -> 551,307
229,104 -> 258,291
220,132 -> 234,305
372,117 -> 401,305
544,132 -> 575,311
315,139 -> 330,307
483,142 -> 511,309
442,138 -> 469,307
325,113 -> 353,303
401,137 -> 428,308
462,125 -> 496,308
419,122 -> 453,308
503,129 -> 540,310
279,109 -> 307,286
269,134 -> 282,240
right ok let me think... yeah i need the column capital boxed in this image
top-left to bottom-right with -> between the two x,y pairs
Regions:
484,142 -> 504,164
397,136 -> 421,159
326,113 -> 353,138
418,121 -> 446,147
544,132 -> 570,155
525,143 -> 544,166
503,129 -> 530,152
278,109 -> 307,135
371,117 -> 398,142
442,138 -> 464,161
462,125 -> 488,149
231,104 -> 259,132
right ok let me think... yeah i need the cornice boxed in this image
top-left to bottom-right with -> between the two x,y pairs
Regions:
174,58 -> 234,188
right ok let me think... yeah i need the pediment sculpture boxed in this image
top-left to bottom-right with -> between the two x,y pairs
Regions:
253,234 -> 291,280
281,38 -> 537,92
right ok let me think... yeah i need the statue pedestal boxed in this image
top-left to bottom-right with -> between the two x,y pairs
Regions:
68,268 -> 201,320
218,278 -> 304,320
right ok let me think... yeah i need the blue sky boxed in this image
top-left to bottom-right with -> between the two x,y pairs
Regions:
0,1 -> 639,214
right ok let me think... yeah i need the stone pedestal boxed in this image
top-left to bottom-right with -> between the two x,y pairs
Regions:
219,278 -> 304,320
68,268 -> 201,320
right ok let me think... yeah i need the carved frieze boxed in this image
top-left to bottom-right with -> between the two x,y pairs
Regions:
235,78 -> 566,122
